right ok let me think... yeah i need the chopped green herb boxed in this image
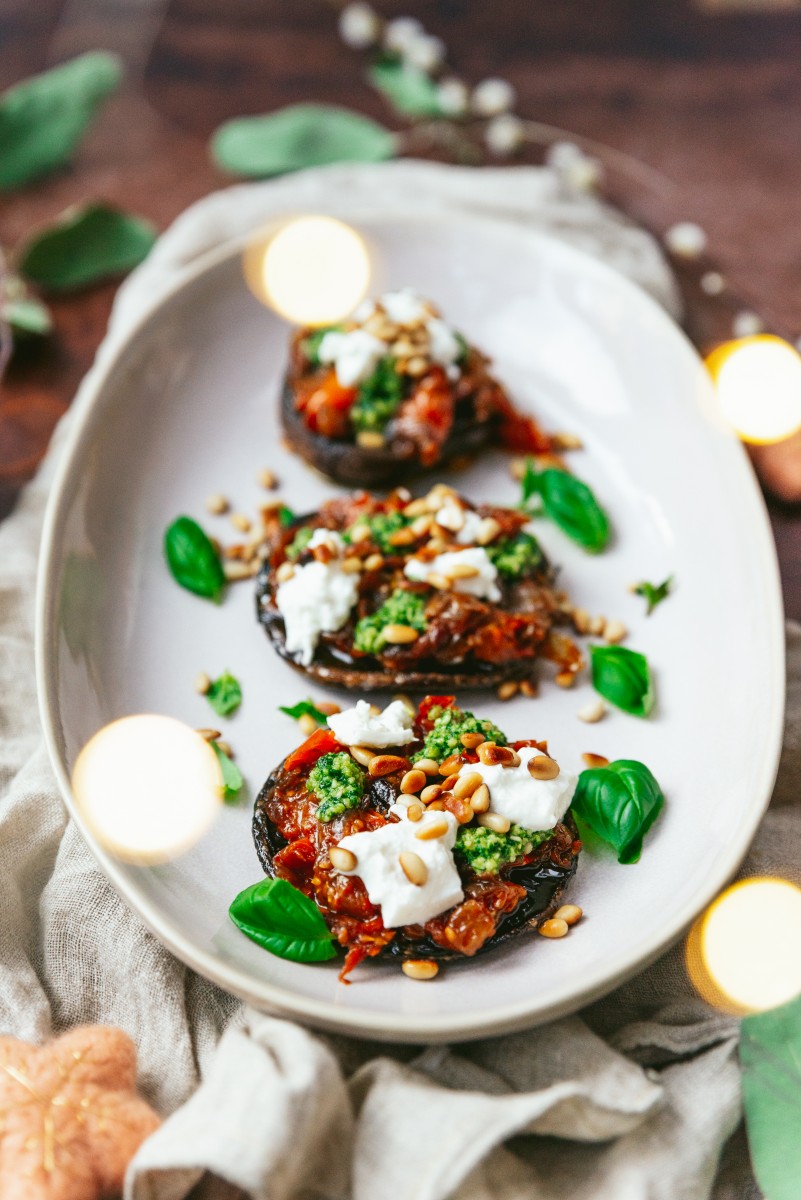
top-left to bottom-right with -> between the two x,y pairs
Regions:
307,751 -> 366,822
278,505 -> 296,528
206,671 -> 242,717
164,515 -> 226,603
302,324 -> 342,366
486,532 -> 543,578
590,645 -> 655,718
353,589 -> 427,656
279,699 -> 328,725
350,357 -> 406,433
413,705 -> 507,764
211,740 -> 244,803
455,331 -> 470,365
286,526 -> 314,560
229,878 -> 336,962
634,575 -> 673,616
346,509 -> 411,554
521,460 -> 610,554
455,824 -> 551,875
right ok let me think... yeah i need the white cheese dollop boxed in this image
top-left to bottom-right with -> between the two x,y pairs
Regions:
275,561 -> 359,666
379,288 -> 430,325
427,316 -> 461,369
404,546 -> 501,602
338,809 -> 463,928
327,700 -> 415,748
459,747 -> 577,832
306,528 -> 347,555
318,329 -> 385,388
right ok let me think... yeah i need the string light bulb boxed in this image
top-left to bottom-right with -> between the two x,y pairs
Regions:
706,335 -> 801,445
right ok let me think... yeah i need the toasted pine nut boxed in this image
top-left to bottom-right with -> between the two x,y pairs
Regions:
519,680 -> 538,698
369,754 -> 411,777
216,740 -> 232,757
329,846 -> 357,872
316,701 -> 341,716
415,819 -> 450,840
589,614 -> 606,636
551,431 -> 583,450
555,671 -> 577,689
350,523 -> 371,542
382,623 -> 420,645
554,904 -> 583,926
205,492 -> 229,515
439,754 -> 463,777
402,959 -> 439,980
572,607 -> 590,635
539,918 -> 569,939
401,768 -> 427,795
195,671 -> 211,695
509,457 -> 527,481
603,619 -> 627,644
196,728 -> 221,742
449,562 -> 479,579
497,680 -> 519,701
454,772 -> 483,799
364,552 -> 385,571
476,516 -> 502,545
276,562 -> 295,583
577,697 -> 606,723
528,755 -> 560,781
406,802 -> 423,822
389,527 -> 417,548
298,713 -> 318,737
230,512 -> 251,533
459,731 -> 485,749
477,812 -> 511,834
403,498 -> 431,518
477,742 -> 519,768
356,430 -> 386,449
224,560 -> 255,581
424,538 -> 448,555
406,355 -> 428,377
443,793 -> 474,825
420,784 -> 442,804
426,800 -> 447,811
470,784 -> 490,813
258,468 -> 278,489
350,745 -> 375,768
440,773 -> 461,792
582,752 -> 610,769
427,572 -> 453,591
416,758 -> 441,776
341,556 -> 363,574
399,851 -> 428,886
410,514 -> 433,537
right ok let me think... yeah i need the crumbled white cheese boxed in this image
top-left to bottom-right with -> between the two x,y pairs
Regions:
434,498 -> 485,545
318,329 -> 385,388
306,528 -> 347,556
380,288 -> 430,325
275,561 -> 359,666
427,317 -> 461,369
328,700 -> 415,748
404,547 -> 501,602
338,808 -> 463,927
459,747 -> 577,832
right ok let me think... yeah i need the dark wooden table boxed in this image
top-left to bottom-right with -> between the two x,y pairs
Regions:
3,0 -> 801,616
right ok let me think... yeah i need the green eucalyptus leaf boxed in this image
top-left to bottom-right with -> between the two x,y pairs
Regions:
571,759 -> 664,863
0,52 -> 123,190
18,204 -> 156,292
368,58 -> 443,117
164,516 -> 227,603
590,644 -> 655,717
229,877 -> 336,962
521,461 -> 610,553
741,993 -> 801,1200
211,103 -> 396,177
211,740 -> 244,803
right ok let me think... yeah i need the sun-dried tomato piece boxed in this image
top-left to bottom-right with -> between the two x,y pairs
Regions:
284,728 -> 341,773
416,694 -> 456,730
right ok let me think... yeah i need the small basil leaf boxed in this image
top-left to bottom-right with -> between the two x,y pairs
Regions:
590,644 -> 654,717
634,575 -> 673,616
229,878 -> 337,962
278,505 -> 296,527
206,671 -> 242,717
2,293 -> 52,337
211,103 -> 395,177
741,993 -> 801,1200
522,462 -> 610,553
164,516 -> 227,602
571,759 -> 664,863
211,740 -> 244,803
0,51 -> 122,190
280,700 -> 328,725
18,204 -> 156,292
368,58 -> 443,117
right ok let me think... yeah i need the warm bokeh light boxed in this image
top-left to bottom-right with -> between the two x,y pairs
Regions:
687,878 -> 801,1014
246,215 -> 371,326
71,715 -> 223,865
706,335 -> 801,445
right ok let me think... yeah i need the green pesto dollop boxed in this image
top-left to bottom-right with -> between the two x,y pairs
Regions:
413,705 -> 508,764
302,324 -> 342,367
307,751 -> 365,823
455,823 -> 552,876
285,526 -> 314,560
353,589 -> 428,656
486,532 -> 543,578
346,509 -> 411,554
349,357 -> 406,434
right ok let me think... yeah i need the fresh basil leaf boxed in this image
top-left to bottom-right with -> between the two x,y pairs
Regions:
741,993 -> 801,1200
590,644 -> 654,717
211,103 -> 395,177
229,877 -> 336,962
280,700 -> 328,725
634,575 -> 673,616
206,671 -> 242,717
164,516 -> 227,602
571,759 -> 664,863
2,291 -> 52,337
368,57 -> 443,117
521,460 -> 610,553
278,505 -> 296,528
18,204 -> 156,292
0,52 -> 122,191
211,740 -> 244,803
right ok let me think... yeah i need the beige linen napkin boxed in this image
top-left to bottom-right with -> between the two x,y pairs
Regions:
0,162 -> 770,1199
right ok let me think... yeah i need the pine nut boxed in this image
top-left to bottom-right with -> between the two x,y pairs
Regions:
470,784 -> 490,813
555,671 -> 576,688
364,553 -> 385,571
403,498 -> 431,518
350,523 -> 371,542
258,468 -> 278,489
329,846 -> 357,872
519,680 -> 538,698
577,697 -> 606,723
316,701 -> 341,716
420,784 -> 442,804
497,680 -> 519,701
454,772 -> 483,799
393,693 -> 415,714
341,556 -> 363,574
426,800 -> 447,811
410,514 -> 433,537
441,773 -> 461,792
401,768 -> 427,795
369,754 -> 411,777
205,492 -> 229,515
589,614 -> 606,636
406,802 -> 423,822
416,819 -> 450,840
427,573 -> 453,590
195,671 -> 211,695
477,812 -> 511,834
402,959 -> 439,980
539,918 -> 569,939
381,623 -> 420,645
509,458 -> 527,481
298,713 -> 318,737
196,728 -> 221,742
406,355 -> 428,377
551,431 -> 583,450
449,562 -> 479,579
230,512 -> 252,533
436,505 -> 465,532
444,794 -> 474,824
460,731 -> 485,749
582,752 -> 610,769
439,754 -> 463,777
356,430 -> 386,449
603,619 -> 627,644
224,561 -> 255,581
389,526 -> 417,547
425,538 -> 448,555
276,562 -> 295,583
572,607 -> 590,635
416,758 -> 441,776
477,743 -> 519,768
554,904 -> 583,926
350,745 -> 375,768
399,851 -> 428,886
528,755 -> 560,781
476,516 -> 501,545
216,740 -> 233,757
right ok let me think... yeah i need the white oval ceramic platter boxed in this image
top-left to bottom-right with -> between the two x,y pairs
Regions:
36,210 -> 784,1042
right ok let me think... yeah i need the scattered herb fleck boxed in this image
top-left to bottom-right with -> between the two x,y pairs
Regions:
211,740 -> 244,803
286,526 -> 314,560
206,671 -> 242,717
280,699 -> 328,725
634,575 -> 673,616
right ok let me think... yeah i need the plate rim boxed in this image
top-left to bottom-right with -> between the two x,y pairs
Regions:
35,206 -> 786,1042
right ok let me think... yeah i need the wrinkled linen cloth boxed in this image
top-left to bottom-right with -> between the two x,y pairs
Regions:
0,161 -> 774,1199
